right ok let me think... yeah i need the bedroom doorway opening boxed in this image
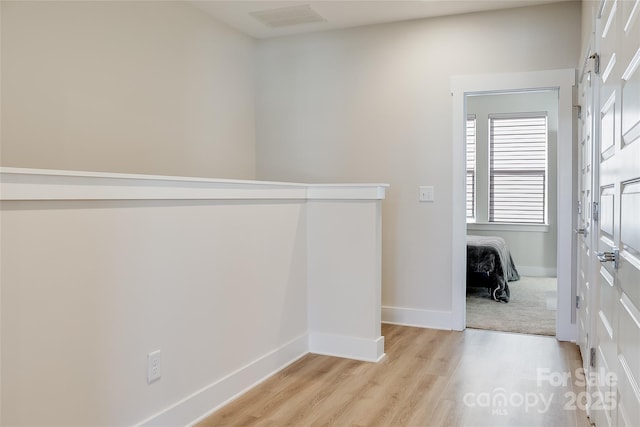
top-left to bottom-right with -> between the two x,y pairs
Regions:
464,90 -> 558,336
450,69 -> 577,341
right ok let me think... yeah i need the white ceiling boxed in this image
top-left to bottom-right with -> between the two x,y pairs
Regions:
191,0 -> 569,39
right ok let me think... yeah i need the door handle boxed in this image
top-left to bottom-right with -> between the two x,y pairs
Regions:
575,228 -> 587,236
596,247 -> 619,269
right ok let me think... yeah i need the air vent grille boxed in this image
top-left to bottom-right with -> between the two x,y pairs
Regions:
249,4 -> 326,28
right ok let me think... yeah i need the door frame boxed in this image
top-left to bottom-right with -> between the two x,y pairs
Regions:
576,37 -> 600,417
451,68 -> 577,341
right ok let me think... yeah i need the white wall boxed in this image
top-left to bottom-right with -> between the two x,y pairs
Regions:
580,1 -> 599,61
255,1 -> 582,321
467,91 -> 559,276
0,1 -> 256,179
2,199 -> 307,425
307,200 -> 384,360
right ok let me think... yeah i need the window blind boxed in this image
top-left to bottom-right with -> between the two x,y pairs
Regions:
489,115 -> 547,224
466,116 -> 476,219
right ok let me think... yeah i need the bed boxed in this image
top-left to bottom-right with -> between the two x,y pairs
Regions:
466,235 -> 520,303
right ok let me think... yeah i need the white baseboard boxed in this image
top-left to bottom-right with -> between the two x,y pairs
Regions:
517,266 -> 557,277
136,333 -> 309,427
308,332 -> 385,362
381,306 -> 452,330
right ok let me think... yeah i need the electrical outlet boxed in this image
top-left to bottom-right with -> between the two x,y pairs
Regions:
147,350 -> 161,383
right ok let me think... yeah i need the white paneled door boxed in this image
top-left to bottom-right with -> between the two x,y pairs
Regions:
590,1 -> 640,426
577,40 -> 597,418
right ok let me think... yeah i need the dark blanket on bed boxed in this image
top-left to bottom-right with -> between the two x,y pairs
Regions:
466,235 -> 520,303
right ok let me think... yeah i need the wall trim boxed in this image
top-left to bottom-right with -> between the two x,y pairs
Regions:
381,306 -> 452,330
467,222 -> 550,233
308,332 -> 385,362
517,266 -> 558,277
136,334 -> 309,427
0,168 -> 388,201
307,185 -> 387,200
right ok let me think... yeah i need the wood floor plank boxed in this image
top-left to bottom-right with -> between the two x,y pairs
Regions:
197,325 -> 592,426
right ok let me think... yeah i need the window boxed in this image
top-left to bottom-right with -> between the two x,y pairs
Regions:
466,116 -> 476,219
489,114 -> 547,224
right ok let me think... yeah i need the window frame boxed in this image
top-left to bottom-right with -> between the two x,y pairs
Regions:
466,111 -> 550,229
488,112 -> 549,225
466,115 -> 476,221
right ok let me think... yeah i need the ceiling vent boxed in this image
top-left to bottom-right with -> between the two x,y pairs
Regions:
249,4 -> 326,28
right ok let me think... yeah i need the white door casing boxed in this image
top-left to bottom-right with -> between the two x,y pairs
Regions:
451,69 -> 576,340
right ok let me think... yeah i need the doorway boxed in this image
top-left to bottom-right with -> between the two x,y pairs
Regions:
450,69 -> 577,341
464,90 -> 558,336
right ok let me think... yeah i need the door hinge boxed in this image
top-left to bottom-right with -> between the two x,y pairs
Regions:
576,295 -> 581,309
575,104 -> 583,119
577,200 -> 583,215
589,53 -> 600,75
593,201 -> 599,222
590,347 -> 596,368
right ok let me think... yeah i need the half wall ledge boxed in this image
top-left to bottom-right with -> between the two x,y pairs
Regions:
0,167 -> 388,425
0,167 -> 388,201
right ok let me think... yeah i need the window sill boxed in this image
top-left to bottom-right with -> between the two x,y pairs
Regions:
466,222 -> 550,233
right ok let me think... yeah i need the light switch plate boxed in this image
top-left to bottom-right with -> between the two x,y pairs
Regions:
419,186 -> 434,202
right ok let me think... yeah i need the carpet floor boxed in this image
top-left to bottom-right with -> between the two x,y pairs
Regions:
466,276 -> 557,336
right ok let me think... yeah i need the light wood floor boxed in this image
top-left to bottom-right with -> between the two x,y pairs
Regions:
198,325 -> 592,426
